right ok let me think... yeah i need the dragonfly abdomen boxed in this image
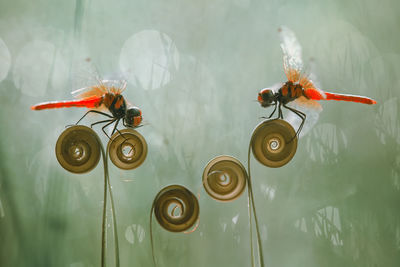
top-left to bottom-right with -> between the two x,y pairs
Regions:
31,95 -> 103,110
324,92 -> 377,105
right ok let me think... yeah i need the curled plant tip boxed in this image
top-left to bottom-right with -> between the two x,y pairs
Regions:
251,119 -> 297,168
202,155 -> 247,202
55,125 -> 101,173
107,129 -> 147,170
152,185 -> 200,233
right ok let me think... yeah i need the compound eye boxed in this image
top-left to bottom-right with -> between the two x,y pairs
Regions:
258,94 -> 263,103
264,89 -> 273,95
133,115 -> 142,126
130,107 -> 141,117
125,107 -> 142,127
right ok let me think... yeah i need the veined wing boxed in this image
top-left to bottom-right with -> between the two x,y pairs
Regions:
286,96 -> 322,137
104,79 -> 127,94
287,57 -> 325,137
279,26 -> 303,83
70,56 -> 104,98
70,57 -> 127,99
72,79 -> 127,99
299,76 -> 326,100
299,59 -> 326,100
291,96 -> 322,111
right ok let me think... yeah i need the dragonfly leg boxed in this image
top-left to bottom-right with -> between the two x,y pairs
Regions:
109,119 -> 131,144
101,119 -> 117,139
283,104 -> 306,143
268,102 -> 278,118
115,120 -> 137,155
75,110 -> 113,125
91,119 -> 113,128
278,102 -> 283,119
260,102 -> 278,120
111,119 -> 120,136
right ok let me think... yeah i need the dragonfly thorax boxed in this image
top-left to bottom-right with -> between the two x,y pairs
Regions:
103,93 -> 127,119
279,81 -> 304,104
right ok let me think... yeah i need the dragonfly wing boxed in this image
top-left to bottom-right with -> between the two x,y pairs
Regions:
286,96 -> 322,138
101,79 -> 127,94
71,80 -> 127,98
70,56 -> 104,92
279,26 -> 303,83
70,86 -> 108,112
70,57 -> 124,97
299,76 -> 327,100
72,84 -> 108,99
291,96 -> 322,111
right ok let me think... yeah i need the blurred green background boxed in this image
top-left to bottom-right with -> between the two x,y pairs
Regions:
0,0 -> 399,266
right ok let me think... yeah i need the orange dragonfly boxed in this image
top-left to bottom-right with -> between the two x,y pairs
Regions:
31,79 -> 143,138
257,26 -> 376,137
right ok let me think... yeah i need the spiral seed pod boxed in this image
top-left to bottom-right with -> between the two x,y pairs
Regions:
55,125 -> 101,173
107,129 -> 147,170
153,185 -> 199,232
251,119 -> 297,168
202,155 -> 247,202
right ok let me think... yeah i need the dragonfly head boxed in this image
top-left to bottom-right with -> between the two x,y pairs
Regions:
258,88 -> 275,108
124,107 -> 142,128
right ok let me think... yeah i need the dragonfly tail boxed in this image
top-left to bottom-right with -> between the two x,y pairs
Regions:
324,92 -> 377,105
31,96 -> 103,110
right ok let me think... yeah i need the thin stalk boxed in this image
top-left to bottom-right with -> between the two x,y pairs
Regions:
106,145 -> 120,267
247,140 -> 265,267
99,144 -> 108,267
150,204 -> 157,267
99,139 -> 120,267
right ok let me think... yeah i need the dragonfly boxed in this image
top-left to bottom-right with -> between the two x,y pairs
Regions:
257,26 -> 377,138
31,79 -> 143,138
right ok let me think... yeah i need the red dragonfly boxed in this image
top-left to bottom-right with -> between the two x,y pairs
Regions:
257,26 -> 376,137
31,79 -> 143,138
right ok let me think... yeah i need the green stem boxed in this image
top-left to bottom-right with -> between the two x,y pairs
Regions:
99,143 -> 108,267
106,145 -> 120,267
150,204 -> 157,267
99,139 -> 120,267
247,140 -> 265,267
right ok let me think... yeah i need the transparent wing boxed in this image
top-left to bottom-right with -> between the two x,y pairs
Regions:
69,53 -> 127,98
299,58 -> 326,100
72,80 -> 127,99
287,96 -> 322,138
72,84 -> 107,99
304,58 -> 322,88
279,26 -> 303,83
70,56 -> 103,94
102,79 -> 127,94
291,96 -> 322,111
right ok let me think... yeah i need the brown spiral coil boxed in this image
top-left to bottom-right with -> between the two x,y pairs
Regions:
153,185 -> 199,232
251,119 -> 297,168
107,129 -> 147,170
202,155 -> 247,202
55,125 -> 101,173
